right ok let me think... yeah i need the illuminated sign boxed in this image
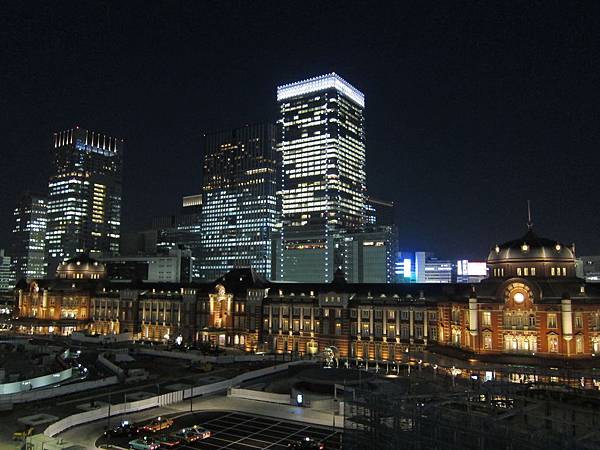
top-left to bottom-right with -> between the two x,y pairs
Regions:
403,259 -> 412,278
457,260 -> 487,276
468,262 -> 487,276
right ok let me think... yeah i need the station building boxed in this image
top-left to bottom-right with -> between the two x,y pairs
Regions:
13,225 -> 600,362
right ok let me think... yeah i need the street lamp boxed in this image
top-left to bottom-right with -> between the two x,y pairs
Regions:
451,366 -> 461,387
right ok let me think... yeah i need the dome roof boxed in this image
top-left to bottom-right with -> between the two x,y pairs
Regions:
487,228 -> 575,263
55,253 -> 106,279
61,254 -> 102,266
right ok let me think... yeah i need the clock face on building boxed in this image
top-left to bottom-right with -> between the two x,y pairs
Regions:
513,292 -> 525,304
504,282 -> 534,307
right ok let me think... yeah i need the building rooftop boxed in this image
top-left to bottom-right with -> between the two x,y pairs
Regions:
488,228 -> 575,263
276,72 -> 365,107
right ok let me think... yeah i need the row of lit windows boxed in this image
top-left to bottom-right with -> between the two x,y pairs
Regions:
516,267 -> 537,276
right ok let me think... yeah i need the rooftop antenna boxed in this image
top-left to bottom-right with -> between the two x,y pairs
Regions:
527,200 -> 533,230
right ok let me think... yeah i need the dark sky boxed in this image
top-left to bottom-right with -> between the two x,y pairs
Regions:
1,1 -> 599,260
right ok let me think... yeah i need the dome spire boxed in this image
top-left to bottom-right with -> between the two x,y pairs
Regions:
527,200 -> 533,230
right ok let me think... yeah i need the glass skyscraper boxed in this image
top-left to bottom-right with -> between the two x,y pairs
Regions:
46,128 -> 123,274
0,250 -> 15,293
11,192 -> 47,280
199,124 -> 278,281
277,73 -> 366,282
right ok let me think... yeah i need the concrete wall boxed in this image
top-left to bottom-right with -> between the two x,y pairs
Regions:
229,388 -> 290,405
0,367 -> 73,395
0,375 -> 118,404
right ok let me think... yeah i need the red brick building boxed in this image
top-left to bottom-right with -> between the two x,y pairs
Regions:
13,226 -> 600,363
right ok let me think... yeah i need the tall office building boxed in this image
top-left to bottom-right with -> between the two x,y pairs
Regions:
277,73 -> 366,282
0,250 -> 15,293
199,124 -> 278,281
11,192 -> 47,280
343,226 -> 397,283
46,128 -> 123,274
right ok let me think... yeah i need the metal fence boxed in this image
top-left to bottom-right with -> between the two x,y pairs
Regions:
342,373 -> 600,450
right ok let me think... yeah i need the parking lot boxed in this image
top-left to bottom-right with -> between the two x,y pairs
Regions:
101,411 -> 342,449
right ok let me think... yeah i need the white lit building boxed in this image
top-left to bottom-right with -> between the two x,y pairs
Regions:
456,260 -> 488,283
0,250 -> 15,293
278,73 -> 366,282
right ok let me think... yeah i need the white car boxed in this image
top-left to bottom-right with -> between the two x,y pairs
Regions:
172,425 -> 211,442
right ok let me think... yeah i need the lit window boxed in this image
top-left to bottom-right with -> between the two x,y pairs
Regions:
482,311 -> 491,327
548,335 -> 559,353
576,336 -> 584,354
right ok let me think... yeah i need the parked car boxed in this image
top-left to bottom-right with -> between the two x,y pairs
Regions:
288,437 -> 325,449
104,420 -> 138,437
172,425 -> 211,442
129,437 -> 160,450
139,417 -> 174,433
155,434 -> 180,448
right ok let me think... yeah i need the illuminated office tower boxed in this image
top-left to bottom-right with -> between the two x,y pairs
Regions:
0,250 -> 15,293
277,73 -> 366,282
46,128 -> 123,274
11,192 -> 47,280
199,124 -> 278,281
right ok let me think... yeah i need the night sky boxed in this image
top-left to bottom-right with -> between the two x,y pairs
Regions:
1,1 -> 599,260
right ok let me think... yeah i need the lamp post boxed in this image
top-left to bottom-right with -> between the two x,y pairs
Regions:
106,389 -> 111,430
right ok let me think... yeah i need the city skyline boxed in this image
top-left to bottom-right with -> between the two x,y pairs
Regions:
2,4 -> 600,449
1,2 -> 600,260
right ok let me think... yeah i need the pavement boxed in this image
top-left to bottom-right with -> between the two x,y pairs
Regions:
59,394 -> 344,449
98,411 -> 341,450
